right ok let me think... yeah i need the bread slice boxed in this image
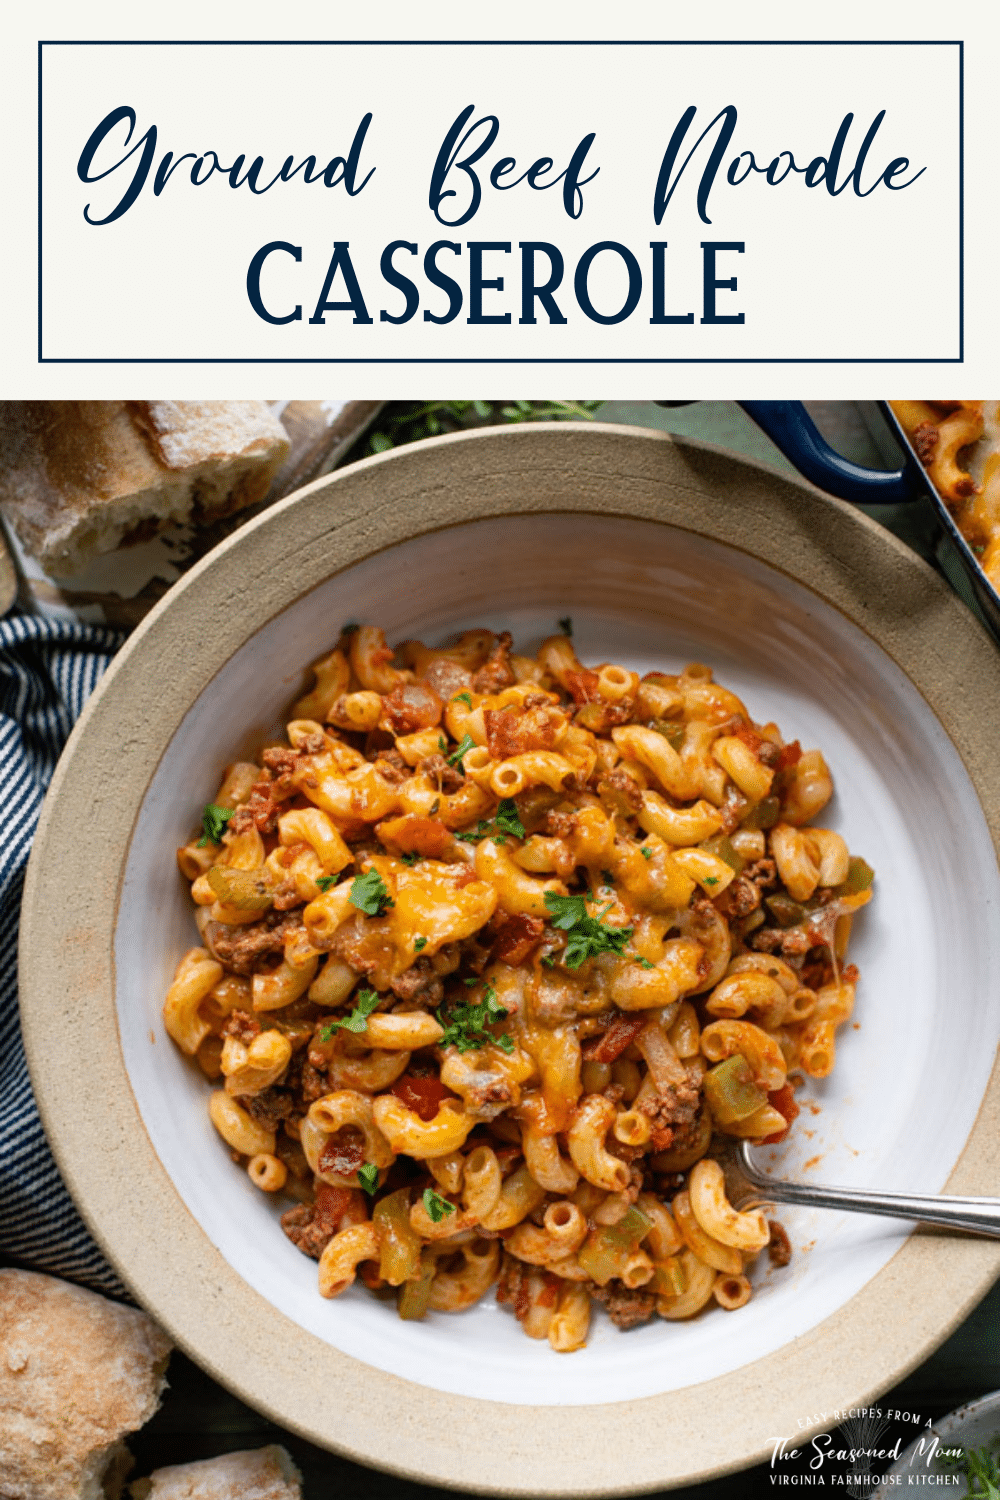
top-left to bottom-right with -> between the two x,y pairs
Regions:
0,1268 -> 172,1500
129,1446 -> 303,1500
0,401 -> 289,577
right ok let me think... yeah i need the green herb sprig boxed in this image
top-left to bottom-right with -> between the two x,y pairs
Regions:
349,868 -> 394,916
454,798 -> 525,844
358,1163 -> 380,1195
544,891 -> 633,970
320,988 -> 380,1041
446,733 -> 477,770
422,1187 -> 457,1223
198,803 -> 235,847
367,400 -> 601,455
437,984 -> 515,1054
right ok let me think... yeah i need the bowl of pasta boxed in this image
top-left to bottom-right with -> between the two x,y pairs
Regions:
20,422 -> 1000,1495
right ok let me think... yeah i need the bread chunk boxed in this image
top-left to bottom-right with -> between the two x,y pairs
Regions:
129,1447 -> 303,1500
0,1268 -> 172,1500
0,401 -> 289,576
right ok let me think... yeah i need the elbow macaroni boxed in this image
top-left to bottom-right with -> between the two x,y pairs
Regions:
165,623 -> 874,1349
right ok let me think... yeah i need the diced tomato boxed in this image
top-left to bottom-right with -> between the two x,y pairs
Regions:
492,912 -> 545,967
582,1014 -> 645,1065
314,1183 -> 368,1230
318,1130 -> 364,1177
390,1073 -> 458,1123
775,741 -> 802,772
762,1083 -> 801,1145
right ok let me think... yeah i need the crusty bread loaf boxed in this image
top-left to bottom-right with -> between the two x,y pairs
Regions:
128,1447 -> 302,1500
0,401 -> 289,577
0,1268 -> 172,1500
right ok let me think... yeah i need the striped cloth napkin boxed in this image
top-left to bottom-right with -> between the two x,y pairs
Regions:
0,611 -> 128,1297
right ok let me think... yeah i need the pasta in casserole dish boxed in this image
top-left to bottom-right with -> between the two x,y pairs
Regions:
889,401 -> 1000,591
164,624 -> 873,1351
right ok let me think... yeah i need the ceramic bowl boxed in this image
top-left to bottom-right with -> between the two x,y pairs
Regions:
20,424 -> 1000,1494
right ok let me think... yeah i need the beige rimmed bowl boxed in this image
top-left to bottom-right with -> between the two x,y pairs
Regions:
19,424 -> 1000,1495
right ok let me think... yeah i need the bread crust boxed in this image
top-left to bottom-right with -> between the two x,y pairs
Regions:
0,401 -> 289,576
129,1446 -> 303,1500
0,1268 -> 172,1500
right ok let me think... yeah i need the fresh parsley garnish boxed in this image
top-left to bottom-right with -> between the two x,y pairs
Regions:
640,846 -> 652,861
198,803 -> 235,847
463,976 -> 479,986
453,692 -> 473,708
703,875 -> 719,886
438,735 -> 447,753
446,733 -> 477,770
437,984 -> 515,1054
414,936 -> 427,953
358,1163 -> 380,1195
558,616 -> 573,636
315,875 -> 338,893
454,799 -> 525,844
635,956 -> 655,970
399,852 -> 419,866
454,820 -> 493,844
422,1187 -> 456,1223
493,798 -> 526,838
543,891 -> 633,970
349,868 -> 394,916
320,988 -> 380,1040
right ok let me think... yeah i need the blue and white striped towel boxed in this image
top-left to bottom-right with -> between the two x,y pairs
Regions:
0,611 -> 128,1298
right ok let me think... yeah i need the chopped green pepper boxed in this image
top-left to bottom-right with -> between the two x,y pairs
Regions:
703,1054 -> 767,1125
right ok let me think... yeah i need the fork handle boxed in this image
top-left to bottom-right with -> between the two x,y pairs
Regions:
744,1173 -> 1000,1238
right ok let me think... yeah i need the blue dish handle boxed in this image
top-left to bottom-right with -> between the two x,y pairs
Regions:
737,400 -> 919,505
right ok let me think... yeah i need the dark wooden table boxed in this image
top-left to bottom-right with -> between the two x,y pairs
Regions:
23,401 -> 1000,1494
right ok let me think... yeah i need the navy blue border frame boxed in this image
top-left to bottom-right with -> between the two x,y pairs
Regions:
37,39 -> 964,365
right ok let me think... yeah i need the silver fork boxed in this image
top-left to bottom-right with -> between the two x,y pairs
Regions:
715,1137 -> 1000,1238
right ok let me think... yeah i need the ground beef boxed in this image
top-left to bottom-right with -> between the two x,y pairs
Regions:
227,777 -> 282,836
420,753 -> 466,793
221,1009 -> 261,1045
717,782 -> 750,834
912,420 -> 939,466
380,681 -> 444,735
280,1184 -> 367,1260
262,746 -> 299,777
768,1220 -> 792,1267
744,858 -> 778,891
208,913 -> 304,975
271,878 -> 305,912
299,1060 -> 329,1104
544,809 -> 576,839
637,1074 -> 701,1150
748,926 -> 813,957
495,1254 -> 559,1321
589,1281 -> 657,1330
596,769 -> 643,816
389,961 -> 444,1005
713,874 -> 761,920
370,754 -> 409,786
472,631 -> 516,695
240,1086 -> 294,1130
